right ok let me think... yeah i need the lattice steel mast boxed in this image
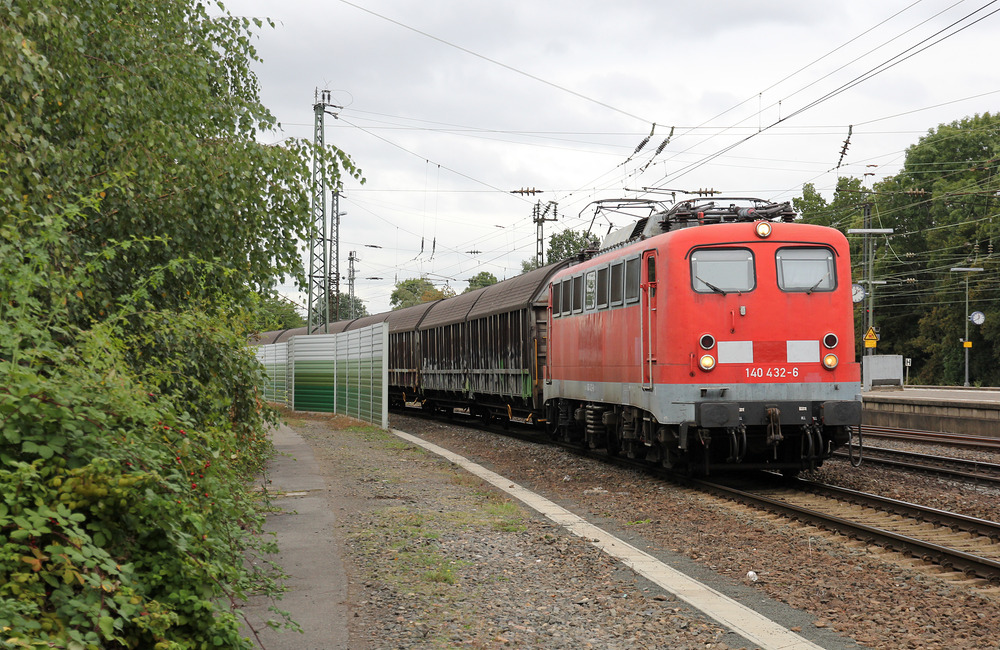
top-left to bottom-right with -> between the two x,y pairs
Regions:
332,190 -> 342,323
347,250 -> 359,318
306,89 -> 340,333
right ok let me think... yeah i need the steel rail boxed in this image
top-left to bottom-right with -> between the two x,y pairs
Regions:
393,409 -> 1000,580
860,425 -> 1000,450
691,476 -> 1000,582
832,446 -> 1000,487
793,478 -> 1000,538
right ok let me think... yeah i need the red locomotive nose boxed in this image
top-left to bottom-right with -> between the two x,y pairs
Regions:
544,198 -> 860,475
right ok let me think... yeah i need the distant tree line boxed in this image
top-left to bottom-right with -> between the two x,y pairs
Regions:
389,229 -> 599,310
794,112 -> 1000,386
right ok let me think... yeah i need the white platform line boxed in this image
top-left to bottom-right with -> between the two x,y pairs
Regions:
392,429 -> 824,650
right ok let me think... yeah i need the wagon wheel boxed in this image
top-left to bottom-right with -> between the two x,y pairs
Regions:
490,410 -> 510,430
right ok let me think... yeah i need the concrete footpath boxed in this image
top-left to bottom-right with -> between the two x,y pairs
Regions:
240,424 -> 350,649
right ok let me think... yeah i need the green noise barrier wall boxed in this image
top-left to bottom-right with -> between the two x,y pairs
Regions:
254,324 -> 388,429
254,341 -> 288,405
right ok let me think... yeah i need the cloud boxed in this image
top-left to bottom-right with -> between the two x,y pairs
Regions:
225,0 -> 1000,313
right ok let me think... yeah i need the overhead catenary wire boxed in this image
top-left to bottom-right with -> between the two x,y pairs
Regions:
283,2 -> 1000,315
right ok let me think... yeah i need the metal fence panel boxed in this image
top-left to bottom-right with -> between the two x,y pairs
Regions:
255,324 -> 387,428
255,342 -> 289,406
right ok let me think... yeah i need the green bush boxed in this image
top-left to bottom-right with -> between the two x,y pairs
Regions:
0,198 -> 281,648
1,1 -> 360,643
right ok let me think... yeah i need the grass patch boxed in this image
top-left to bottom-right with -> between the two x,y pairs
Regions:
422,568 -> 456,585
485,500 -> 527,533
353,507 -> 467,598
449,472 -> 487,490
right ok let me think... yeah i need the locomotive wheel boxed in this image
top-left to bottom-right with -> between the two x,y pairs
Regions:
660,445 -> 686,473
605,430 -> 621,457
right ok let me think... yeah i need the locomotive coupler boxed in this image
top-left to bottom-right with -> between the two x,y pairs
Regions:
765,407 -> 783,446
812,422 -> 827,463
800,424 -> 815,466
725,425 -> 747,463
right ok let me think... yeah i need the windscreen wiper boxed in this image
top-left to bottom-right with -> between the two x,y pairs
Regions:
806,272 -> 831,295
696,276 -> 727,296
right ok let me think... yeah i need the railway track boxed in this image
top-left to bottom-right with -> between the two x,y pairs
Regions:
396,409 -> 1000,582
538,428 -> 1000,582
523,426 -> 1000,583
697,475 -> 1000,582
832,445 -> 1000,488
859,425 -> 1000,451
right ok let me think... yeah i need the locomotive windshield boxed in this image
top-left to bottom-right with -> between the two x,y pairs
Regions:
690,248 -> 755,294
776,247 -> 836,293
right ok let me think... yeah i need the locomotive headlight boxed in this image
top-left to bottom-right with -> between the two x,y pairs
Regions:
699,334 -> 716,350
823,333 -> 838,349
699,354 -> 716,371
754,221 -> 772,238
822,353 -> 839,369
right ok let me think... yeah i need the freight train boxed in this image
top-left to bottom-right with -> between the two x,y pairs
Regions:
260,197 -> 862,475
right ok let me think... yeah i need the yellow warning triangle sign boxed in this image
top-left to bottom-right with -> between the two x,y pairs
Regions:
863,326 -> 878,342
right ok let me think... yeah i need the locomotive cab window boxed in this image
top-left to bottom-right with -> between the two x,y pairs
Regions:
596,267 -> 609,309
776,247 -> 836,292
610,262 -> 624,306
584,271 -> 597,310
624,257 -> 641,303
561,278 -> 572,315
551,282 -> 561,317
690,248 -> 755,294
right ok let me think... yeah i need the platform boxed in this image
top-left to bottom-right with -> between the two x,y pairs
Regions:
862,386 -> 1000,437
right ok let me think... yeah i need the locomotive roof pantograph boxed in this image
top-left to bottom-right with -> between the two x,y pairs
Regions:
591,197 -> 799,252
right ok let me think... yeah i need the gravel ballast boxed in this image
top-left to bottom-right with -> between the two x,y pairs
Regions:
275,410 -> 1000,649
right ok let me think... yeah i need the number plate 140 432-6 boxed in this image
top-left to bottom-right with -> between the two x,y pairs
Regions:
745,367 -> 799,379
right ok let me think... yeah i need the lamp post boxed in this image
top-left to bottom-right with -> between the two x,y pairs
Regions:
950,267 -> 984,387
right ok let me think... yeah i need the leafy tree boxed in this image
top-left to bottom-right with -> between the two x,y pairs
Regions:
249,291 -> 307,332
2,196 -> 283,648
1,0 -> 360,645
390,278 -> 455,309
549,228 -> 601,261
326,292 -> 370,321
521,229 -> 600,272
793,178 -> 865,229
886,113 -> 1000,385
464,271 -> 498,293
3,0 -> 360,315
793,112 -> 1000,385
521,259 -> 541,273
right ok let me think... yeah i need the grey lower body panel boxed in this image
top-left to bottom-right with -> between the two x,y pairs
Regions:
545,379 -> 862,427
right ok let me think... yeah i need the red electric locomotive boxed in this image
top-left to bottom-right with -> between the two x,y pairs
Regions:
544,198 -> 862,474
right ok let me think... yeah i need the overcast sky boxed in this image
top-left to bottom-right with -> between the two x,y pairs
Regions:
225,0 -> 1000,315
